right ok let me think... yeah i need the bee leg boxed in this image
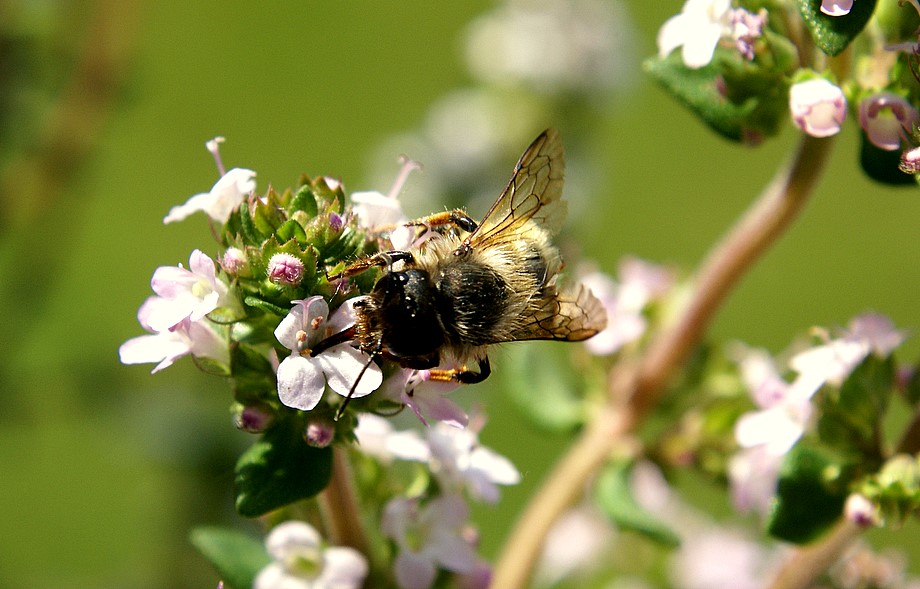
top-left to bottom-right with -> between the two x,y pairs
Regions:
424,356 -> 492,384
327,250 -> 417,280
405,209 -> 478,233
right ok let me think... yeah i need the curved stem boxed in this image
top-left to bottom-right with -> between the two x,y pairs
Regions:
488,134 -> 836,589
766,520 -> 862,589
318,446 -> 369,556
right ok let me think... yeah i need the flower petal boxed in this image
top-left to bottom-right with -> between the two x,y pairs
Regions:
317,345 -> 382,398
277,355 -> 326,411
394,550 -> 437,589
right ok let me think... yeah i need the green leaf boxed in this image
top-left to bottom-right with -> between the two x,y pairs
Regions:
595,460 -> 681,547
291,184 -> 319,217
235,417 -> 333,517
796,0 -> 878,56
243,295 -> 289,316
275,218 -> 308,243
644,53 -> 787,143
859,133 -> 915,185
767,442 -> 851,543
190,526 -> 271,589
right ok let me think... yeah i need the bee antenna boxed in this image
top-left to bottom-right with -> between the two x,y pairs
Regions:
334,340 -> 383,421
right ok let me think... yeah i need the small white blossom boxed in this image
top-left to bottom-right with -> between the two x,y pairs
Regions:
657,0 -> 733,69
789,78 -> 847,138
427,421 -> 521,503
353,413 -> 431,463
254,521 -> 368,589
145,249 -> 234,332
274,296 -> 382,411
118,302 -> 228,373
164,167 -> 256,224
535,506 -> 615,586
382,494 -> 479,589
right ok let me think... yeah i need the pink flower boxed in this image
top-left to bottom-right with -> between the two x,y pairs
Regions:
789,78 -> 846,138
145,249 -> 234,332
380,368 -> 467,428
427,420 -> 520,503
859,93 -> 919,150
274,296 -> 382,411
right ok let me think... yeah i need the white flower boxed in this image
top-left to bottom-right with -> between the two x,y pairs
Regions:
254,521 -> 368,589
353,413 -> 431,463
145,249 -> 234,332
657,0 -> 733,69
535,506 -> 615,586
274,296 -> 382,411
118,302 -> 228,373
427,421 -> 520,503
670,526 -> 778,589
382,494 -> 479,589
350,156 -> 420,249
164,167 -> 256,224
789,78 -> 847,138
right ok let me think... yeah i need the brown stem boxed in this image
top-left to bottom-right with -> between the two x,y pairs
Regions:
488,134 -> 836,589
317,445 -> 369,556
766,520 -> 862,589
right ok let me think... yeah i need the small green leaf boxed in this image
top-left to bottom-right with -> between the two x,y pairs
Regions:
276,218 -> 308,243
235,417 -> 333,517
243,295 -> 289,316
767,442 -> 851,543
291,184 -> 319,217
595,460 -> 681,547
190,526 -> 271,589
796,0 -> 878,56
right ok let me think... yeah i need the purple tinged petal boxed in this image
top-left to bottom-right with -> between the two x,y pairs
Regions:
277,356 -> 326,411
394,550 -> 437,589
820,0 -> 853,16
118,332 -> 191,373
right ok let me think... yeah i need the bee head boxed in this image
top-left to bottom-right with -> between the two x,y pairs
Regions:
370,268 -> 443,368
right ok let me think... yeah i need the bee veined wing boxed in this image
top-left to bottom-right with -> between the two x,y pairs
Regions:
508,283 -> 608,342
468,128 -> 566,248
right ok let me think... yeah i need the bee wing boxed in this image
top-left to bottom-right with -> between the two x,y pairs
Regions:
507,284 -> 608,342
467,128 -> 566,248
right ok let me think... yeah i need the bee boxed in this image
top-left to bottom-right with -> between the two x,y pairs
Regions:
317,128 -> 607,416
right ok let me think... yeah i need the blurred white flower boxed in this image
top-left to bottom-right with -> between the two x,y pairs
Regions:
535,506 -> 615,586
254,521 -> 368,589
670,526 -> 778,589
353,413 -> 431,463
657,0 -> 733,69
382,494 -> 479,589
380,368 -> 467,428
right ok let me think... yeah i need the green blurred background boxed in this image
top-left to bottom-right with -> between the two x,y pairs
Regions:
2,1 -> 919,587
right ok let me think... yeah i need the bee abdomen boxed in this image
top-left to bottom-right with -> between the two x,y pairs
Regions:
435,260 -> 510,346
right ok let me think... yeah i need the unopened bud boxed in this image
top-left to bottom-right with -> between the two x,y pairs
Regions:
267,252 -> 305,286
305,417 -> 335,448
844,493 -> 880,528
221,247 -> 246,275
234,403 -> 275,433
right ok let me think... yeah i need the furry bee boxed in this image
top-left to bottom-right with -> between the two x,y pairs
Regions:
318,128 -> 607,413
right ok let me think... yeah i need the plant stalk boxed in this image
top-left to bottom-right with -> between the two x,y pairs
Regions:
488,134 -> 836,589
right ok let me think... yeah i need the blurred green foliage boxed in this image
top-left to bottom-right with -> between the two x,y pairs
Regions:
3,1 -> 920,587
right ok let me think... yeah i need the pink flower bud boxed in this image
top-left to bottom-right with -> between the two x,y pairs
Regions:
221,247 -> 246,274
234,404 -> 275,433
844,494 -> 879,528
789,79 -> 846,138
267,252 -> 305,286
304,417 -> 335,448
900,146 -> 920,174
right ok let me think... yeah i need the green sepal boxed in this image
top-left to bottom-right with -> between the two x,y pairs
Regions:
230,343 -> 278,405
243,295 -> 289,317
644,52 -> 788,143
859,133 -> 915,185
501,343 -> 584,432
595,459 -> 681,547
235,416 -> 334,517
796,0 -> 878,56
275,218 -> 308,244
239,201 -> 269,246
190,526 -> 271,589
767,441 -> 853,543
290,184 -> 319,218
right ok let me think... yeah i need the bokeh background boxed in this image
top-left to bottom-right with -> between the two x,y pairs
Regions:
2,1 -> 919,587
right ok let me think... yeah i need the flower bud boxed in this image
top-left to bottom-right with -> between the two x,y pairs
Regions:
789,78 -> 846,138
234,403 -> 275,433
267,252 -> 305,286
844,493 -> 880,528
220,247 -> 246,275
900,146 -> 920,174
305,417 -> 336,448
859,93 -> 919,151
